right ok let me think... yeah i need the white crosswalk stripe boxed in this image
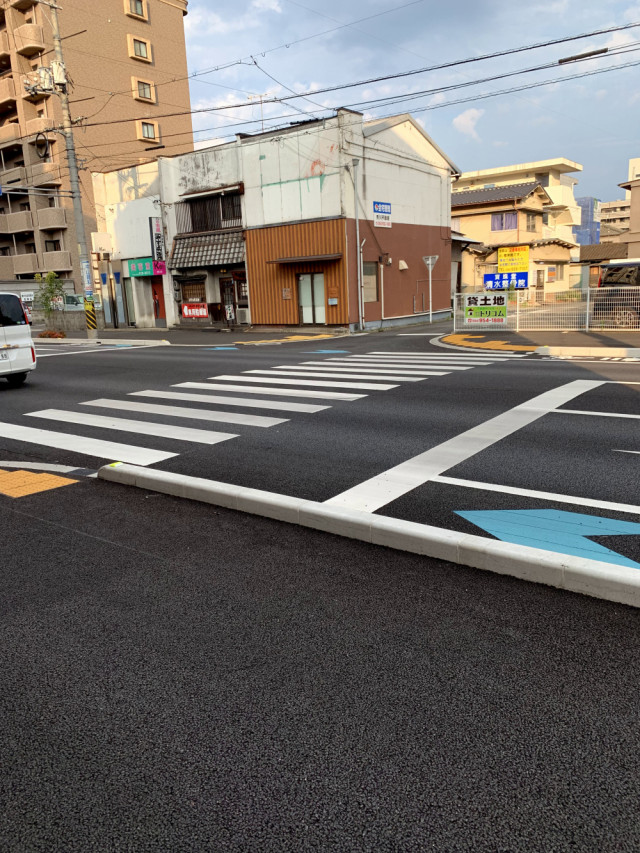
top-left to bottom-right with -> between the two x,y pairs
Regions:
210,374 -> 398,391
131,389 -> 329,413
0,348 -> 522,468
247,368 -> 424,382
26,410 -> 238,445
0,421 -> 176,465
81,399 -> 287,427
177,381 -> 365,401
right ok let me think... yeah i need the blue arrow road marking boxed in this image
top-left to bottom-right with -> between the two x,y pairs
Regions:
301,349 -> 351,353
204,347 -> 238,350
456,509 -> 640,569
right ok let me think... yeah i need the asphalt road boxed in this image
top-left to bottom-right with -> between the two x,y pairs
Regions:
2,331 -> 640,849
3,473 -> 640,852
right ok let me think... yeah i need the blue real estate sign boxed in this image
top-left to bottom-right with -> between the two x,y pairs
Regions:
484,272 -> 529,290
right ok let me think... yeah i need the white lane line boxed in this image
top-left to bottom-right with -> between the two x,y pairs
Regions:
81,399 -> 286,428
432,475 -> 640,516
34,347 -> 110,357
176,381 -> 364,401
325,379 -> 606,512
131,389 -> 329,413
552,409 -> 640,420
613,450 -> 640,455
0,421 -> 175,465
246,369 -> 423,382
210,374 -> 397,391
326,355 -> 495,362
398,333 -> 443,336
26,409 -> 237,446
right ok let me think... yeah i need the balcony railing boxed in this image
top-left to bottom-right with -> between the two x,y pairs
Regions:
0,210 -> 33,233
13,252 -> 41,274
14,24 -> 44,56
0,75 -> 16,109
0,123 -> 21,146
0,165 -> 26,185
28,162 -> 62,186
25,116 -> 56,137
0,255 -> 14,278
37,206 -> 67,230
0,31 -> 9,63
42,249 -> 71,270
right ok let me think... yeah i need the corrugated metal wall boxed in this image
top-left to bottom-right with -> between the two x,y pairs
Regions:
246,219 -> 349,325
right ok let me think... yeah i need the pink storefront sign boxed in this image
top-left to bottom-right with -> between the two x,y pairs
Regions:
153,261 -> 167,275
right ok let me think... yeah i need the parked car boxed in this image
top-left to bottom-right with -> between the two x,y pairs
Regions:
593,260 -> 640,328
0,292 -> 36,387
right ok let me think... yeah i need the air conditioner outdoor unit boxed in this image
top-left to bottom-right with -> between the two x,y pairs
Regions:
236,308 -> 251,325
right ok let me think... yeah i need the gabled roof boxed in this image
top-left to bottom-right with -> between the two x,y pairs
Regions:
363,113 -> 460,176
451,182 -> 550,208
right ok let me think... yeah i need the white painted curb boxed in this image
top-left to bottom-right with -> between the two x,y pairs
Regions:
98,463 -> 640,608
35,338 -> 171,346
536,346 -> 640,358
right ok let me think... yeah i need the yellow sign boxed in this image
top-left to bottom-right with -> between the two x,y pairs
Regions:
497,246 -> 529,274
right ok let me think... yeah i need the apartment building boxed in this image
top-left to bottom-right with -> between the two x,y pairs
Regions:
453,158 -> 582,244
600,199 -> 631,231
0,0 -> 192,292
92,110 -> 459,330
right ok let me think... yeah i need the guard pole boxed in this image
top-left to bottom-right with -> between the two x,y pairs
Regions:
84,299 -> 98,334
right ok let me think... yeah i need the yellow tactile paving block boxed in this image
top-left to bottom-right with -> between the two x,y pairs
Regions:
0,468 -> 78,498
441,333 -> 534,352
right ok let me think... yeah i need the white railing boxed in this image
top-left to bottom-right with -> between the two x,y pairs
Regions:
453,287 -> 640,331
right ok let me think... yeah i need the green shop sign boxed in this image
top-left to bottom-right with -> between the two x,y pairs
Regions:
128,257 -> 153,277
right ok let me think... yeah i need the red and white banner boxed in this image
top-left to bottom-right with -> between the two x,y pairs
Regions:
182,302 -> 208,318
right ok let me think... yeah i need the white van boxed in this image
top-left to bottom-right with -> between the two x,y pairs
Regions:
0,292 -> 36,387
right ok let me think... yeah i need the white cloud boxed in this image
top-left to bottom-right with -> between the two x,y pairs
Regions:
452,108 -> 484,141
251,0 -> 282,9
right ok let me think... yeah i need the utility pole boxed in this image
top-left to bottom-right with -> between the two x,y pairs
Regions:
30,1 -> 96,338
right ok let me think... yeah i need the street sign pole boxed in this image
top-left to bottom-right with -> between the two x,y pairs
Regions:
422,255 -> 438,323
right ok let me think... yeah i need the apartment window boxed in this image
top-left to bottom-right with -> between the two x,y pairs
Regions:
362,262 -> 379,303
491,211 -> 517,231
125,0 -> 148,20
555,263 -> 565,281
526,213 -> 536,231
128,35 -> 152,62
0,247 -> 11,256
175,194 -> 242,233
20,202 -> 29,211
132,77 -> 155,103
542,212 -> 550,225
140,121 -> 157,140
25,243 -> 36,254
45,239 -> 60,252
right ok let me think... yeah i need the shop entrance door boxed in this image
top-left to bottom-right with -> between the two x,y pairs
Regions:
151,279 -> 166,328
221,277 -> 236,324
297,273 -> 325,324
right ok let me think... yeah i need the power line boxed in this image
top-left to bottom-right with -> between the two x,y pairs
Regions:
79,32 -> 640,130
81,53 -> 640,167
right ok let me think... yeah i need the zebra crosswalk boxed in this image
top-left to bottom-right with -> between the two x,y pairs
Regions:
0,350 -> 527,469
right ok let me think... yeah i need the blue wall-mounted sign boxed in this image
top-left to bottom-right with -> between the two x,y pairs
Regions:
484,272 -> 529,290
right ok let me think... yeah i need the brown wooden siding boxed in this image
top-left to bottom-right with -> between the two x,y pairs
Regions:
246,219 -> 349,325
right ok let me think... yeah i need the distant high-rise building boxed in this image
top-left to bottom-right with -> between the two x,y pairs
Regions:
0,0 -> 193,289
573,197 -> 601,245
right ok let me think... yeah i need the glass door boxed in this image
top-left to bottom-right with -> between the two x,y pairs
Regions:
297,273 -> 325,324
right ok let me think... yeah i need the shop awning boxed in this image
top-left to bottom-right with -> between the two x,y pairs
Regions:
170,230 -> 245,269
267,253 -> 342,264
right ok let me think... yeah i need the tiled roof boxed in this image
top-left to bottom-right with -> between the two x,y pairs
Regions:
451,182 -> 541,207
170,230 -> 245,269
579,243 -> 628,262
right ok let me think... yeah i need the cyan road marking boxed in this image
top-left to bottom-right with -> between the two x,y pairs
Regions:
456,509 -> 640,569
301,349 -> 351,353
204,347 -> 238,350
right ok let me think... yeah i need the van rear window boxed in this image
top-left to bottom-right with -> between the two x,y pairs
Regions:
601,266 -> 640,286
0,294 -> 26,326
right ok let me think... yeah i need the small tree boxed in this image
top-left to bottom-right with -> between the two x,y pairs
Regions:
35,271 -> 65,325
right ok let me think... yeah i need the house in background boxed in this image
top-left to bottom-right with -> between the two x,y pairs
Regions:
451,182 -> 577,292
92,109 -> 459,330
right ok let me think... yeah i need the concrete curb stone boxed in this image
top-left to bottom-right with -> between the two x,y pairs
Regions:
99,463 -> 640,608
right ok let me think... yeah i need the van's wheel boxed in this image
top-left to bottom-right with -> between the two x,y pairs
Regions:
611,307 -> 639,328
6,372 -> 27,387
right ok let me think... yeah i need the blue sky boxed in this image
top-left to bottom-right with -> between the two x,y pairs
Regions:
182,0 -> 640,201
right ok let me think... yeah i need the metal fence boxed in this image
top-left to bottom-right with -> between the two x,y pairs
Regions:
453,287 -> 640,332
